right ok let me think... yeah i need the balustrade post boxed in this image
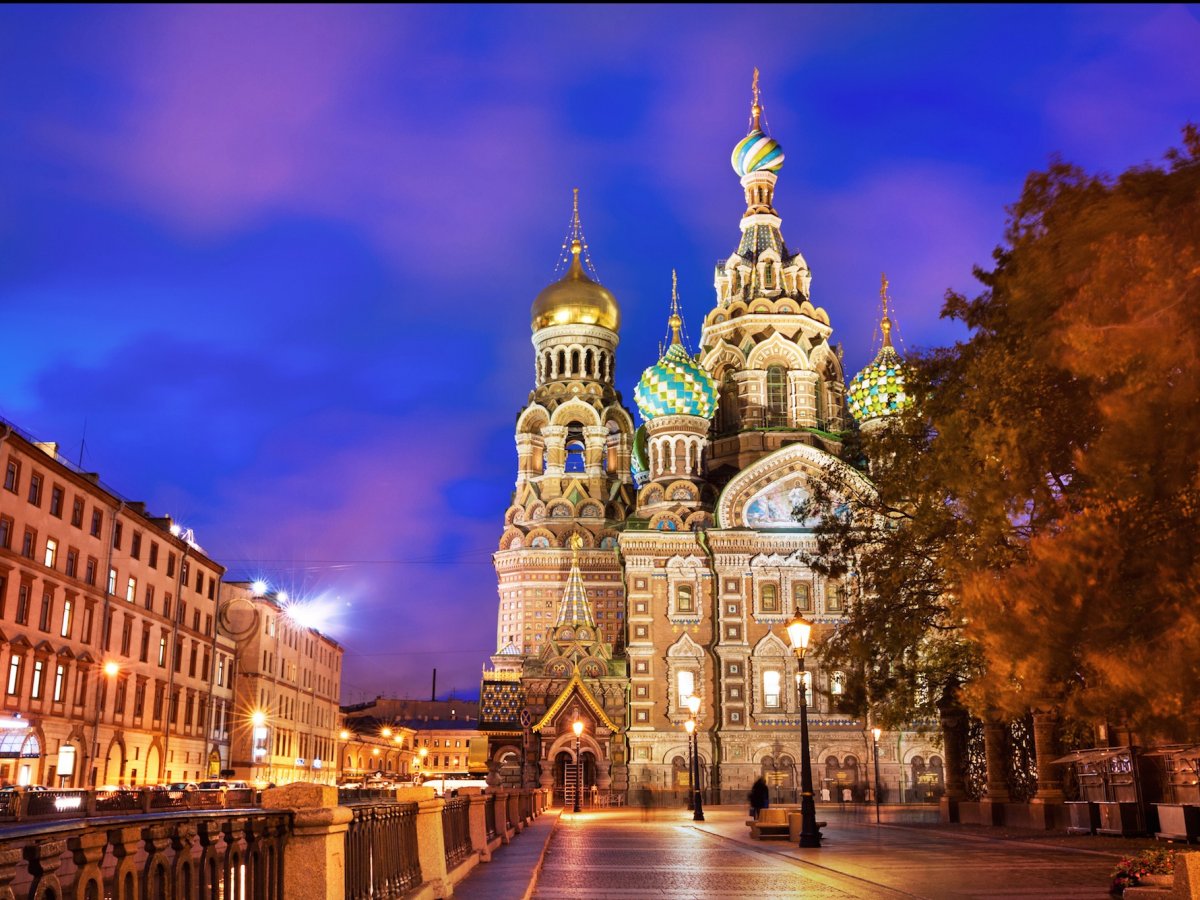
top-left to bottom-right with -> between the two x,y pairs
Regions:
507,791 -> 522,834
108,825 -> 142,900
262,782 -> 352,900
462,789 -> 492,862
68,831 -> 108,900
0,847 -> 21,900
938,695 -> 969,826
1028,708 -> 1065,830
142,823 -> 173,900
395,787 -> 450,898
979,719 -> 1010,826
23,839 -> 66,900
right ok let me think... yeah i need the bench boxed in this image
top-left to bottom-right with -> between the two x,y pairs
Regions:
748,808 -> 829,841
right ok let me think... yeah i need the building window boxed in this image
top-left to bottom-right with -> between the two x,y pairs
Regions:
49,486 -> 64,518
16,585 -> 30,625
793,582 -> 811,611
44,538 -> 57,569
60,599 -> 73,638
7,656 -> 21,695
38,592 -> 52,631
677,670 -> 695,706
3,459 -> 18,493
158,635 -> 167,667
85,557 -> 97,586
799,671 -> 813,706
144,584 -> 154,610
81,604 -> 93,644
827,584 -> 844,613
130,531 -> 141,560
149,542 -> 159,569
21,528 -> 36,559
763,669 -> 782,709
65,549 -> 78,578
53,663 -> 65,703
31,660 -> 44,699
676,584 -> 695,613
760,583 -> 780,614
90,509 -> 102,538
0,516 -> 11,550
140,625 -> 150,663
166,552 -> 175,578
71,497 -> 83,528
121,615 -> 133,656
766,366 -> 787,425
831,671 -> 846,696
107,568 -> 117,595
126,577 -> 136,603
27,473 -> 43,506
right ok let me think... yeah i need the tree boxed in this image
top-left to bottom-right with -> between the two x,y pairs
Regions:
809,126 -> 1200,739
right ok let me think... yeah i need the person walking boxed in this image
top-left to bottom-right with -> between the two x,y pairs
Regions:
749,776 -> 770,820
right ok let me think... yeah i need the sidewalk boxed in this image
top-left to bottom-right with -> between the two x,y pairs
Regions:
453,808 -> 562,900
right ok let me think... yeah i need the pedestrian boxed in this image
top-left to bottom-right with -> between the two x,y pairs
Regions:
639,783 -> 652,822
749,776 -> 769,820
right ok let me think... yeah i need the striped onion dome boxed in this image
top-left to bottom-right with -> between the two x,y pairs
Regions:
731,128 -> 785,177
848,344 -> 909,423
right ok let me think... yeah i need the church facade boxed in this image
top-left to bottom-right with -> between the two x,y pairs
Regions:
479,78 -> 942,805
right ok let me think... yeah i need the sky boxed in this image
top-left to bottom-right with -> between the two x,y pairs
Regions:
1,4 -> 1197,703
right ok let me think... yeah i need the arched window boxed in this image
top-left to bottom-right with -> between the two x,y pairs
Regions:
564,424 -> 586,473
557,349 -> 567,378
766,366 -> 787,426
762,669 -> 782,709
584,349 -> 594,377
677,670 -> 695,707
717,370 -> 738,435
676,584 -> 694,613
571,349 -> 581,375
760,583 -> 779,614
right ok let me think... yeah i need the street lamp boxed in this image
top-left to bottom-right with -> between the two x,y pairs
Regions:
872,726 -> 883,824
572,720 -> 583,813
417,746 -> 428,783
785,608 -> 821,848
250,709 -> 270,786
684,718 -> 696,811
686,694 -> 704,821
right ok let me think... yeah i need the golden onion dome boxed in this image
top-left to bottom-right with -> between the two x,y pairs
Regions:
530,239 -> 620,333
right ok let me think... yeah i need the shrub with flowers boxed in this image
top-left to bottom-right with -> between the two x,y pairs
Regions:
1110,847 -> 1179,894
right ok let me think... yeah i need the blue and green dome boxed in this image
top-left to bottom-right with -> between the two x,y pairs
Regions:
635,341 -> 717,420
848,344 -> 909,423
731,129 -> 785,178
630,425 -> 650,487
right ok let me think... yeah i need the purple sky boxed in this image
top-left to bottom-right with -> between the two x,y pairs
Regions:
1,5 -> 1197,703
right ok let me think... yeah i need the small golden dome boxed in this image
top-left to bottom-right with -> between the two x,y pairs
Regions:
530,239 -> 621,333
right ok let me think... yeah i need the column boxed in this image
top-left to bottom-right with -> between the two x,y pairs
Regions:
262,782 -> 353,900
1031,710 -> 1064,800
979,719 -> 1010,826
938,697 -> 968,824
789,370 -> 818,427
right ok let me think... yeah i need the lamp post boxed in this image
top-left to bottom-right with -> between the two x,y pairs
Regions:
872,727 -> 883,824
684,718 -> 696,811
251,710 -> 270,785
785,609 -> 821,848
572,720 -> 583,813
338,729 -> 351,783
417,746 -> 428,783
686,694 -> 704,821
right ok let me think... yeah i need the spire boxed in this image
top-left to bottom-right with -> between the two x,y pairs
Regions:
555,533 -> 596,629
570,186 -> 581,247
750,67 -> 763,132
668,269 -> 682,346
880,272 -> 893,348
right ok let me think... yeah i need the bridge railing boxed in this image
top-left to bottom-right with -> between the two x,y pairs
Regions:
0,808 -> 290,900
0,787 -> 260,823
344,801 -> 422,900
441,796 -> 471,869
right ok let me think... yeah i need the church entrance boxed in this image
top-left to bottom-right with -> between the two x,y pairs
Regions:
554,749 -> 596,807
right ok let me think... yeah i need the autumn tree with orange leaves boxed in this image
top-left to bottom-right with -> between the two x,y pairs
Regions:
808,127 -> 1200,740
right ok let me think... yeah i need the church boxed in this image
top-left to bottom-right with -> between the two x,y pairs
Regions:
477,74 -> 942,806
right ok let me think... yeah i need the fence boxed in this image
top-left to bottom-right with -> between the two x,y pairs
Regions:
0,787 -> 259,823
0,808 -> 289,900
441,797 -> 471,870
344,802 -> 422,899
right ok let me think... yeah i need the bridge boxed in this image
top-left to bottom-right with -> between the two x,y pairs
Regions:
0,783 -> 549,899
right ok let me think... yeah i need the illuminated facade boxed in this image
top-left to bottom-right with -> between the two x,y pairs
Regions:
0,421 -> 234,787
221,582 -> 343,785
481,75 -> 939,803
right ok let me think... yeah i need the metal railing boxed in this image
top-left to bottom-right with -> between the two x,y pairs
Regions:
441,797 -> 471,870
0,808 -> 289,900
344,802 -> 422,900
0,787 -> 260,823
484,794 -> 497,842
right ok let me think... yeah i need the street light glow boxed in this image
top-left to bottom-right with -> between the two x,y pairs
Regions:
103,661 -> 120,678
339,729 -> 351,740
785,609 -> 813,654
684,719 -> 695,735
252,580 -> 268,596
873,727 -> 882,742
251,710 -> 267,728
572,720 -> 583,737
686,694 -> 701,716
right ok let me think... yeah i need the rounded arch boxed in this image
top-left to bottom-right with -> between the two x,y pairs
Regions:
550,398 -> 601,428
663,480 -> 699,503
601,403 -> 635,435
516,403 -> 551,435
648,512 -> 684,532
102,733 -> 126,786
746,332 -> 809,371
498,526 -> 525,551
524,527 -> 558,548
699,339 -> 745,376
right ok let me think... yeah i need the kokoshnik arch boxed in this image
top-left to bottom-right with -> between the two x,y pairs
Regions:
477,72 -> 938,805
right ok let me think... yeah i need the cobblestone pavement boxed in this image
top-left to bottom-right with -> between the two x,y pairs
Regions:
532,805 -> 1138,899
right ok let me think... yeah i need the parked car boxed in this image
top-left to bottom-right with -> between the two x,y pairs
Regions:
166,782 -> 198,792
196,780 -> 228,791
0,784 -> 48,792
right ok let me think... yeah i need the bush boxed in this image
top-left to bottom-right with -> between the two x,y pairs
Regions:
1110,848 -> 1182,894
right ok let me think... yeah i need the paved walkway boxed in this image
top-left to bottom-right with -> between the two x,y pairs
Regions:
455,803 -> 1154,899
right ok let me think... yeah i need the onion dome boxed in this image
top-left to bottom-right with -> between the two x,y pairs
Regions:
630,424 -> 650,487
848,275 -> 911,423
634,272 -> 718,420
530,190 -> 620,333
731,68 -> 785,177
